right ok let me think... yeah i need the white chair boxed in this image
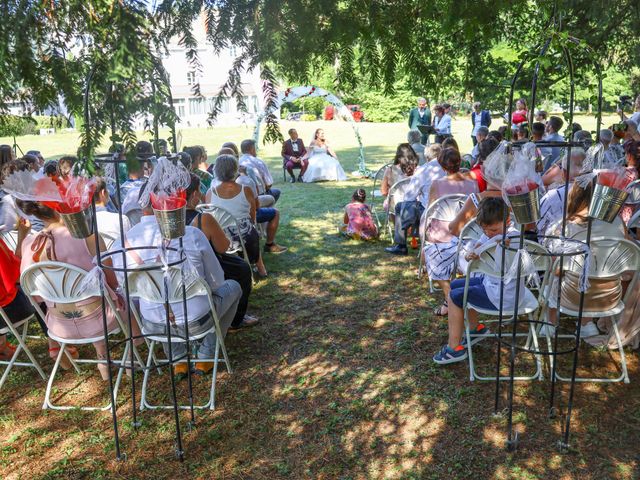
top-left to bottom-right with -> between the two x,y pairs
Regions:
624,179 -> 640,205
128,264 -> 232,411
384,177 -> 413,241
463,239 -> 550,382
542,238 -> 640,384
20,261 -> 140,411
100,232 -> 119,251
627,208 -> 640,237
417,194 -> 468,292
369,163 -> 391,228
451,217 -> 483,278
1,230 -> 18,251
0,306 -> 47,391
196,204 -> 252,268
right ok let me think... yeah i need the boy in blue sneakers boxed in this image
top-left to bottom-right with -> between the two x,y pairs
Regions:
433,197 -> 535,365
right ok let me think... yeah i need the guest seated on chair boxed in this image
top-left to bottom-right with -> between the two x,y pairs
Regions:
424,148 -> 479,316
408,129 -> 426,164
17,200 -> 137,379
239,139 -> 280,203
0,229 -> 42,361
207,155 -> 286,278
536,148 -> 586,239
385,145 -> 446,255
433,197 -> 536,364
184,145 -> 214,194
115,184 -> 241,377
381,143 -> 419,219
282,129 -> 308,183
185,175 -> 258,330
94,178 -> 131,243
542,180 -> 630,339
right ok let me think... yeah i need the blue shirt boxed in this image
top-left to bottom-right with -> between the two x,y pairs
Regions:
436,114 -> 452,135
542,132 -> 564,171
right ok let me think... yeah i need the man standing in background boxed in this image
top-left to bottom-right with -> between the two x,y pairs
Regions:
470,102 -> 492,146
408,97 -> 432,145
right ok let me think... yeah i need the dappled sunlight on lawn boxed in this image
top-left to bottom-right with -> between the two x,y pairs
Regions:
0,120 -> 639,479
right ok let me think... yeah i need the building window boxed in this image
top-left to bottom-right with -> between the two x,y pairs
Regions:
187,71 -> 196,85
173,99 -> 186,118
188,97 -> 205,116
242,96 -> 259,113
208,97 -> 231,114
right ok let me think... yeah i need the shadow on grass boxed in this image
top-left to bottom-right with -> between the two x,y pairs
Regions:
0,140 -> 639,479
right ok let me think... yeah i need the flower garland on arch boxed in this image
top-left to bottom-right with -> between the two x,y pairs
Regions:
253,86 -> 370,176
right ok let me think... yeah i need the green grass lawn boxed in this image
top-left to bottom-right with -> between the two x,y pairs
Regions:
1,115 -> 638,480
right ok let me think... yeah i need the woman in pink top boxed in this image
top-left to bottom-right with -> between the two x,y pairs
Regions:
16,200 -> 135,380
424,148 -> 478,316
342,189 -> 379,240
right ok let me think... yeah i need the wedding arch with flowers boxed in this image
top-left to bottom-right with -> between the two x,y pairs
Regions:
253,86 -> 368,176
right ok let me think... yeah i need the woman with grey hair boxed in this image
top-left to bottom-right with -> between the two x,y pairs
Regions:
206,154 -> 270,277
407,129 -> 425,164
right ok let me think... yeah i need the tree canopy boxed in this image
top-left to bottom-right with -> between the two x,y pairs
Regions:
0,1 -> 638,165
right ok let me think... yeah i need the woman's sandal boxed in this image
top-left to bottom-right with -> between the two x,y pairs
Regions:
0,343 -> 17,361
48,346 -> 79,371
433,303 -> 449,317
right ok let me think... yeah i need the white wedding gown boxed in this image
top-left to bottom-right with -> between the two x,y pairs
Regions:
302,146 -> 348,183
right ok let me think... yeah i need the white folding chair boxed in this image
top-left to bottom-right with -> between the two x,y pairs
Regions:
128,265 -> 232,411
384,177 -> 412,241
20,261 -> 140,411
627,208 -> 640,238
463,239 -> 550,382
196,204 -> 252,268
624,179 -> 640,205
0,306 -> 47,391
370,163 -> 391,228
417,194 -> 468,292
451,217 -> 483,278
542,238 -> 640,384
1,230 -> 18,251
100,232 -> 119,251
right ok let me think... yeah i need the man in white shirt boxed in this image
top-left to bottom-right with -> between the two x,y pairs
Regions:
541,116 -> 565,171
114,193 -> 241,377
470,126 -> 489,163
95,179 -> 131,248
385,155 -> 446,255
239,139 -> 280,203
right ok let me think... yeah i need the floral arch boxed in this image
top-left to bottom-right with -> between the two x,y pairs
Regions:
253,86 -> 368,176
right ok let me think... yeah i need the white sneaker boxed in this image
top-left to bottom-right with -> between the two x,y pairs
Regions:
538,323 -> 556,337
579,322 -> 599,338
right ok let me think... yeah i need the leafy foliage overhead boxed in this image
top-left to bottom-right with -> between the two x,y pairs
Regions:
0,0 -> 638,162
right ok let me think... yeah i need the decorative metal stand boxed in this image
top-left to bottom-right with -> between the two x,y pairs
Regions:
492,15 -> 605,451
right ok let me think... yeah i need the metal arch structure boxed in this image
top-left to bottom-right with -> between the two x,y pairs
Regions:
252,86 -> 369,176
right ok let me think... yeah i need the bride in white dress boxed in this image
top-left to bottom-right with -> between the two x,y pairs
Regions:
301,128 -> 348,182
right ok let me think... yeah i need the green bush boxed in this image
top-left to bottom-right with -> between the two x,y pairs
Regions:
0,114 -> 69,137
300,113 -> 318,121
0,115 -> 37,136
354,89 -> 415,123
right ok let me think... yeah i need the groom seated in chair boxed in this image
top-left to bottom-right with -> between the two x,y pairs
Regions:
281,129 -> 308,183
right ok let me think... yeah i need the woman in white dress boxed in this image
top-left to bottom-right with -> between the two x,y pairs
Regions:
301,128 -> 347,182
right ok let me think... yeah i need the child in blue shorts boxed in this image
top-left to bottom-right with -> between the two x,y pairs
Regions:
433,197 -> 532,365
